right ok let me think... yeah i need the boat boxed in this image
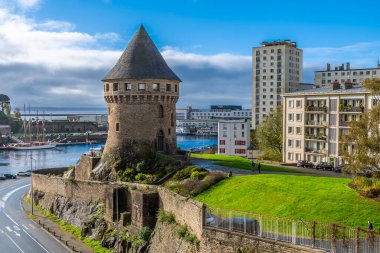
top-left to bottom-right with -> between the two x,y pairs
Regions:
176,126 -> 192,135
9,142 -> 56,150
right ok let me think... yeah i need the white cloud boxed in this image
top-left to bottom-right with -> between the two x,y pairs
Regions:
17,0 -> 41,10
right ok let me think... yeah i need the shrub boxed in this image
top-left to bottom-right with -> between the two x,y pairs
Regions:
172,166 -> 205,181
138,227 -> 153,241
175,224 -> 200,248
117,168 -> 135,182
157,210 -> 175,224
350,176 -> 380,198
176,171 -> 226,197
135,173 -> 147,182
190,171 -> 207,180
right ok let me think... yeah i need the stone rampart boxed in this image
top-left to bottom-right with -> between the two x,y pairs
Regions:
157,187 -> 204,238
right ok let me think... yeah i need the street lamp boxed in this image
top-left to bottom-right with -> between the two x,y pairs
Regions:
30,155 -> 36,215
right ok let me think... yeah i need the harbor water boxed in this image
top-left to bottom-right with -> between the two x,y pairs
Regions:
0,135 -> 217,174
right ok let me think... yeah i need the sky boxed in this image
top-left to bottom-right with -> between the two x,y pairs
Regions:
1,0 -> 380,111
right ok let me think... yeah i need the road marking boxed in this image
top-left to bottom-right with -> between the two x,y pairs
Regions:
4,211 -> 19,226
5,226 -> 13,232
13,225 -> 20,231
0,200 -> 4,208
2,184 -> 30,202
14,231 -> 20,237
0,229 -> 25,253
22,224 -> 29,230
21,228 -> 50,253
28,223 -> 35,229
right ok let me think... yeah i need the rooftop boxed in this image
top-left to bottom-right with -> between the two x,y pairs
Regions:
282,85 -> 369,96
103,25 -> 181,82
261,40 -> 297,48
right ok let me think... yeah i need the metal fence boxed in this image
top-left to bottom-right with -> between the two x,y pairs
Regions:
204,207 -> 380,253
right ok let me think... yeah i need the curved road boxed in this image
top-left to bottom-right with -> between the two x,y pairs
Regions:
0,177 -> 70,253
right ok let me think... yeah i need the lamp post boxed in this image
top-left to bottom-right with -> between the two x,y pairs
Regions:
30,155 -> 36,215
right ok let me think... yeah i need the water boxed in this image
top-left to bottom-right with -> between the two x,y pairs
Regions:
0,136 -> 217,173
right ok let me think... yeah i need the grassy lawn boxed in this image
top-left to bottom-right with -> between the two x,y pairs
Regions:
191,153 -> 303,173
195,174 -> 380,229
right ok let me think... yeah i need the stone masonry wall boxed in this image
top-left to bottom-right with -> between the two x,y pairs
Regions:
75,156 -> 101,181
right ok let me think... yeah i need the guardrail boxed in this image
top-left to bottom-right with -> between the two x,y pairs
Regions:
204,206 -> 380,253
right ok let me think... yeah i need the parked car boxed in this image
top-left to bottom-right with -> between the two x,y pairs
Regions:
4,173 -> 17,179
297,160 -> 314,168
205,213 -> 216,226
334,165 -> 343,173
17,171 -> 31,176
314,162 -> 334,171
218,217 -> 260,235
0,174 -> 6,180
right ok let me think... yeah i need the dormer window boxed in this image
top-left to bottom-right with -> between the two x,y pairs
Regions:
174,84 -> 178,92
152,83 -> 160,91
105,83 -> 109,92
125,83 -> 131,91
166,83 -> 171,92
113,83 -> 118,91
138,83 -> 146,91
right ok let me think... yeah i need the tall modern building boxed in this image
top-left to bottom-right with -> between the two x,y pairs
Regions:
252,40 -> 303,129
314,62 -> 380,88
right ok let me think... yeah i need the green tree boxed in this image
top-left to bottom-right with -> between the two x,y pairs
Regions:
254,106 -> 283,161
342,78 -> 380,177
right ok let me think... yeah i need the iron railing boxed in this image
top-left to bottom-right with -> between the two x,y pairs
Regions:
204,207 -> 380,253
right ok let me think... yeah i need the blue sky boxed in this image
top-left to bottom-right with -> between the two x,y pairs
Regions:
1,0 -> 380,110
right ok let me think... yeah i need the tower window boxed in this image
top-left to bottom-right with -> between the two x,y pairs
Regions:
174,85 -> 178,92
168,128 -> 171,135
105,83 -> 109,92
138,83 -> 146,91
115,122 -> 120,132
166,83 -> 171,92
113,83 -> 118,91
125,83 -> 131,91
159,105 -> 164,118
152,83 -> 160,91
171,113 -> 174,126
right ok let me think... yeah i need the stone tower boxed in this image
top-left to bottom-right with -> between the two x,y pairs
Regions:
101,25 -> 181,165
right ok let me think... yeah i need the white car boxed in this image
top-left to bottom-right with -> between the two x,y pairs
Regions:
17,171 -> 31,176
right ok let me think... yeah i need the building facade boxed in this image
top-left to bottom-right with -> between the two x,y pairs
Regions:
218,119 -> 250,156
102,25 -> 181,159
252,40 -> 303,129
282,82 -> 374,166
315,62 -> 380,88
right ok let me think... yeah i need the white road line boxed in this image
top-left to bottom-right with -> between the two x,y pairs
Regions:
13,225 -> 20,231
4,211 -> 19,226
2,184 -> 30,202
5,226 -> 13,232
22,224 -> 29,230
21,228 -> 50,253
28,223 -> 35,229
0,229 -> 25,253
14,231 -> 20,237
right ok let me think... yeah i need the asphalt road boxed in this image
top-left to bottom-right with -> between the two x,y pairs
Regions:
0,177 -> 70,253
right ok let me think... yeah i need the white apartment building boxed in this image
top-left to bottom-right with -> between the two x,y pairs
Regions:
218,119 -> 250,156
190,109 -> 252,120
315,62 -> 380,88
252,40 -> 304,129
282,81 -> 375,166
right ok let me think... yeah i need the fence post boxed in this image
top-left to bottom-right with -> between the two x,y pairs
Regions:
292,221 -> 297,244
332,224 -> 337,253
259,215 -> 263,237
275,218 -> 279,240
312,221 -> 316,248
355,228 -> 360,253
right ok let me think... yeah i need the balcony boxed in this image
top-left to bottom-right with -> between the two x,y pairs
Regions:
305,134 -> 327,141
339,121 -> 350,127
305,120 -> 327,127
306,106 -> 327,112
339,106 -> 364,113
305,148 -> 327,155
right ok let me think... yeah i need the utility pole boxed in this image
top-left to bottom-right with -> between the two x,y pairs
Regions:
30,155 -> 34,215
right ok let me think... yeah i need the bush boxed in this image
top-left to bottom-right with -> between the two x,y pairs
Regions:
172,166 -> 205,181
175,224 -> 200,248
190,171 -> 207,180
135,173 -> 147,182
157,210 -> 175,224
350,176 -> 380,198
138,227 -> 153,241
117,168 -> 135,182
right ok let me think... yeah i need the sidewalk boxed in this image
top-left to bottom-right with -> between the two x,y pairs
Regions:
191,158 -> 349,178
21,198 -> 93,253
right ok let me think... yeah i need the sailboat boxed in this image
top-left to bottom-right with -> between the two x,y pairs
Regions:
9,107 -> 56,150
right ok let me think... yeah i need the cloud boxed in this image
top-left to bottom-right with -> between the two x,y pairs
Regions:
17,0 -> 41,10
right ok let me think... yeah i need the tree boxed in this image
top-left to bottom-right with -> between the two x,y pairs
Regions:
342,78 -> 380,177
254,106 -> 283,161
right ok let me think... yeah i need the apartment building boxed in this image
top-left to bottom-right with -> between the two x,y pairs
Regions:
282,81 -> 375,166
218,119 -> 250,156
252,40 -> 304,129
315,62 -> 380,88
190,105 -> 252,121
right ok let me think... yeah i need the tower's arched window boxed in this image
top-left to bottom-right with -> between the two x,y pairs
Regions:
159,105 -> 164,118
115,122 -> 120,132
171,113 -> 174,126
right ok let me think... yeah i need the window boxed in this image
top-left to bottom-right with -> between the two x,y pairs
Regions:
175,84 -> 178,92
219,140 -> 225,145
222,131 -> 227,137
288,139 -> 293,147
296,114 -> 302,121
152,83 -> 160,91
158,105 -> 164,118
287,152 -> 293,160
113,83 -> 118,91
166,83 -> 171,92
295,140 -> 301,148
296,127 -> 301,134
171,113 -> 174,126
138,83 -> 146,91
296,100 -> 302,108
115,122 -> 120,132
242,124 -> 245,129
288,126 -> 293,134
105,83 -> 109,92
242,131 -> 245,138
125,83 -> 131,91
235,140 -> 246,145
234,149 -> 246,154
219,148 -> 225,154
288,113 -> 293,121
288,100 -> 294,108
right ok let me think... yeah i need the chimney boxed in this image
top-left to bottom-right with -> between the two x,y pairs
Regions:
346,62 -> 350,70
344,79 -> 353,90
327,63 -> 331,71
332,80 -> 340,90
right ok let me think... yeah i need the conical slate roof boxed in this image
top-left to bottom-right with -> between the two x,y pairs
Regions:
103,25 -> 181,82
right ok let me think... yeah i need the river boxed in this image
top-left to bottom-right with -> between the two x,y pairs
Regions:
0,135 -> 217,174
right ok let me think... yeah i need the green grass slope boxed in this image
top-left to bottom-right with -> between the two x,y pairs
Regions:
191,154 -> 303,173
195,174 -> 380,229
